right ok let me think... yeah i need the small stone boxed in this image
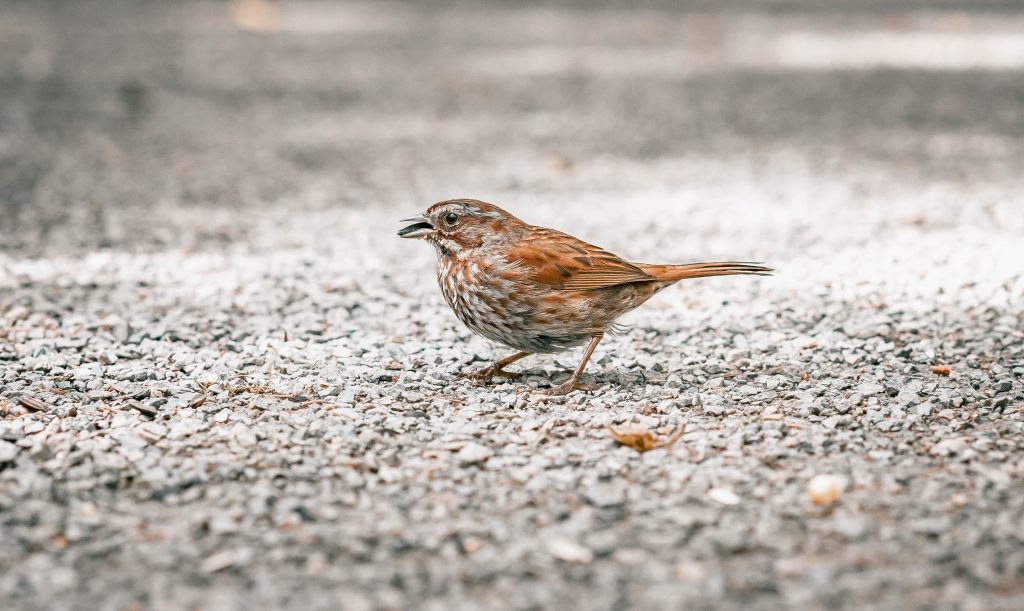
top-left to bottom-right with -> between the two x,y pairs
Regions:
675,560 -> 708,582
456,442 -> 493,466
857,382 -> 883,397
807,474 -> 845,506
702,396 -> 727,416
71,364 -> 102,381
831,514 -> 867,539
897,381 -> 923,405
707,487 -> 740,506
585,482 -> 626,508
196,371 -> 219,385
544,537 -> 594,564
138,423 -> 167,443
200,548 -> 253,574
0,440 -> 19,462
931,438 -> 967,457
231,422 -> 258,448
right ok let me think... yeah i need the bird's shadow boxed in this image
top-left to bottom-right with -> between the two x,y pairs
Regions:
516,367 -> 650,391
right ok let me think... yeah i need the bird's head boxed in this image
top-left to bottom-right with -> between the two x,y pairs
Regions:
398,199 -> 523,254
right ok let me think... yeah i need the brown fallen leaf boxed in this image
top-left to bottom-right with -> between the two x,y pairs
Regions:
609,423 -> 685,453
18,395 -> 50,413
126,400 -> 158,419
930,365 -> 951,376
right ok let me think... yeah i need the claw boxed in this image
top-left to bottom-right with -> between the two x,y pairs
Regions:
538,381 -> 580,396
538,383 -> 575,397
460,366 -> 522,382
492,369 -> 523,381
537,380 -> 598,396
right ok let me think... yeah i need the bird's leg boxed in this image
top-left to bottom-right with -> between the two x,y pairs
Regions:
463,351 -> 531,382
541,334 -> 604,396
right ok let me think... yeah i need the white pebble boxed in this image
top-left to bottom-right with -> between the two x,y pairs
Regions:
808,474 -> 845,506
707,487 -> 741,506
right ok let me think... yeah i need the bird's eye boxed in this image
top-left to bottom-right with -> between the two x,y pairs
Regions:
445,212 -> 459,226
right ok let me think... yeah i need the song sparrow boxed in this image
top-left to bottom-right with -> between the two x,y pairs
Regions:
399,199 -> 770,395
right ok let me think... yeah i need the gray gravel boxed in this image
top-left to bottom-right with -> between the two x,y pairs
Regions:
2,1 -> 1024,610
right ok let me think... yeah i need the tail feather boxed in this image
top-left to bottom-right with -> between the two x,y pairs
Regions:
638,261 -> 773,282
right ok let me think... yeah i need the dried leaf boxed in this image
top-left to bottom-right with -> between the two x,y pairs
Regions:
127,400 -> 158,418
610,427 -> 656,452
930,365 -> 951,376
18,395 -> 50,412
659,423 -> 685,447
609,423 -> 684,453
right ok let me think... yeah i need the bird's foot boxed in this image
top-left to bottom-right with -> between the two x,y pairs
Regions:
538,379 -> 595,396
460,365 -> 522,382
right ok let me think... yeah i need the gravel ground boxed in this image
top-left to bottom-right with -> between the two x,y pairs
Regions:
2,1 -> 1024,610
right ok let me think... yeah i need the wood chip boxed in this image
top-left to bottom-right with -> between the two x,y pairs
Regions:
930,365 -> 951,376
18,395 -> 51,412
50,534 -> 69,550
127,400 -> 158,418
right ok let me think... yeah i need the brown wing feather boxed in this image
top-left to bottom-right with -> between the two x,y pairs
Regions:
638,261 -> 772,281
503,227 -> 654,290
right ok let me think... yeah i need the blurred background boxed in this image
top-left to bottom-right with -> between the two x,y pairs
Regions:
2,0 -> 1022,256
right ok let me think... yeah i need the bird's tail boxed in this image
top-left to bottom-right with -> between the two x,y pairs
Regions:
638,261 -> 772,282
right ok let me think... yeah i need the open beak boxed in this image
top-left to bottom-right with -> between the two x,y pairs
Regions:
398,214 -> 434,239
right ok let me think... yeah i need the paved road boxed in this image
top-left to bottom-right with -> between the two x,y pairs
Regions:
1,1 -> 1022,609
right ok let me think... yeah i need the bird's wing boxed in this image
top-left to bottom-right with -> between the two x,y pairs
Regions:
502,227 -> 655,290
